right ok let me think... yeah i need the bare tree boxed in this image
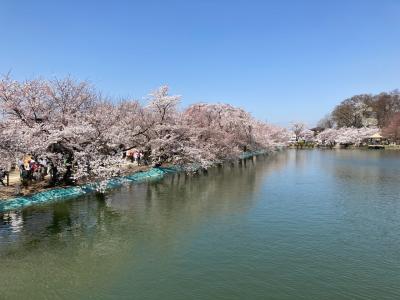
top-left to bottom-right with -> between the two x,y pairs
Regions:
382,112 -> 400,143
291,122 -> 306,141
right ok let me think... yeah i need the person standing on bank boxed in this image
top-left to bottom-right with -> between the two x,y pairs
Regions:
0,168 -> 6,186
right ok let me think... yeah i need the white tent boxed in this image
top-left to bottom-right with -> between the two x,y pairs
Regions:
369,133 -> 383,139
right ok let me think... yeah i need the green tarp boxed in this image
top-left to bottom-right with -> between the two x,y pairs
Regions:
0,167 -> 177,212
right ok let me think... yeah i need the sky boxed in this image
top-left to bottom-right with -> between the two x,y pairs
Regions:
0,0 -> 399,126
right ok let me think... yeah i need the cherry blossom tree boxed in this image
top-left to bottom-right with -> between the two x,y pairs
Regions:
315,128 -> 338,148
316,127 -> 378,147
0,75 -> 289,186
0,75 -> 113,182
183,103 -> 255,159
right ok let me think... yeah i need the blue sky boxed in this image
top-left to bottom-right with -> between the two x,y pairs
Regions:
1,0 -> 399,126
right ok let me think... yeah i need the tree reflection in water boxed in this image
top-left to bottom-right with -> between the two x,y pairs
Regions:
0,153 -> 289,257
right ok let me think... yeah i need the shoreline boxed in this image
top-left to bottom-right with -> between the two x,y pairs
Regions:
0,166 -> 177,212
0,164 -> 151,201
0,150 -> 273,212
289,144 -> 400,150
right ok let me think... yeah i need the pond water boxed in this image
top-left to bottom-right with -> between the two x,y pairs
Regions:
0,150 -> 400,299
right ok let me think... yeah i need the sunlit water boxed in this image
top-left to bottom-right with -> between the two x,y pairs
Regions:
1,150 -> 400,299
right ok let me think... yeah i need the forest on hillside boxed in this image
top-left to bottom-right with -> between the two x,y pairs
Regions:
317,91 -> 400,141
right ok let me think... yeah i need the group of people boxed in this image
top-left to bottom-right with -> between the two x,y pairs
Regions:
18,157 -> 49,185
126,149 -> 146,165
1,150 -> 149,190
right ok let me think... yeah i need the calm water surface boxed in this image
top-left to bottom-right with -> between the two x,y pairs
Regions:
1,150 -> 400,299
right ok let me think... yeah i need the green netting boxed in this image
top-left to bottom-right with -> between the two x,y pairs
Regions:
0,167 -> 177,212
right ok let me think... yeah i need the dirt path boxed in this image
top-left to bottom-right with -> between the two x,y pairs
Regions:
0,170 -> 49,200
0,170 -> 22,200
8,170 -> 20,185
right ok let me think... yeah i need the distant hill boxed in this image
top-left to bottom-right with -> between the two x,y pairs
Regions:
318,91 -> 400,129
